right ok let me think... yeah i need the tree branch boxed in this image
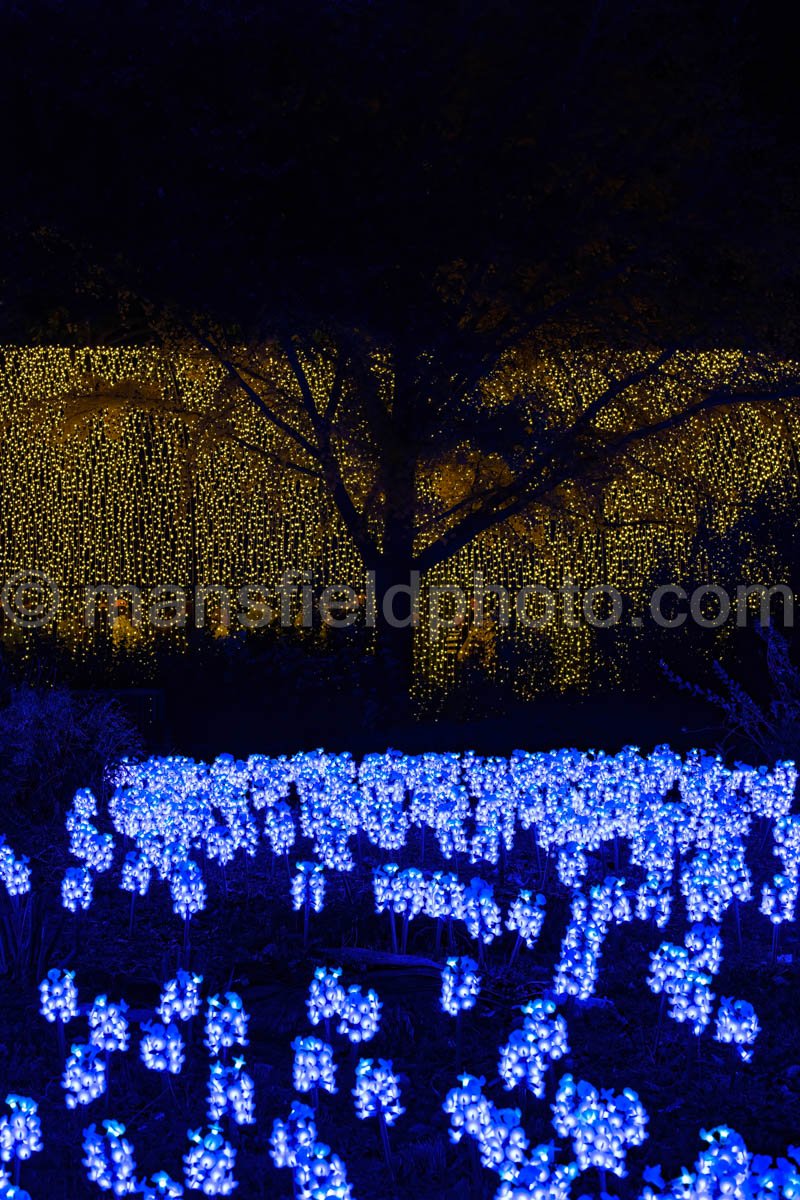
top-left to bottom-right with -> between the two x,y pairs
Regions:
324,347 -> 347,421
282,336 -> 377,561
415,381 -> 800,572
196,334 -> 321,462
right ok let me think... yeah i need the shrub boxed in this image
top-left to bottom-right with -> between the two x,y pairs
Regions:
663,624 -> 800,763
0,686 -> 142,817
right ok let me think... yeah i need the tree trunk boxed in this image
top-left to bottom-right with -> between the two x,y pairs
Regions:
372,429 -> 418,721
372,557 -> 417,723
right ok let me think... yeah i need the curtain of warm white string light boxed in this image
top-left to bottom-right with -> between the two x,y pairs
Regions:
0,346 -> 795,700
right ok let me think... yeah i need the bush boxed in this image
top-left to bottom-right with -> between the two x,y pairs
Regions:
0,686 -> 142,817
663,624 -> 800,763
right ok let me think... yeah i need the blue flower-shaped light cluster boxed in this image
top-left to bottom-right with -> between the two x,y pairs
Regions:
552,891 -> 607,1001
67,818 -> 96,860
82,1119 -> 136,1194
307,968 -> 346,1028
494,1148 -> 578,1200
88,996 -> 130,1055
269,1100 -> 317,1168
206,824 -> 236,869
169,860 -> 207,922
551,1074 -> 648,1178
121,851 -> 152,897
388,866 -> 427,919
683,923 -> 724,976
296,751 -> 360,873
744,760 -> 797,821
635,871 -> 673,928
336,985 -> 382,1045
141,1171 -> 185,1198
443,1074 -> 530,1179
372,863 -> 400,914
291,862 -> 326,914
183,1125 -> 237,1196
360,751 -> 412,850
714,997 -> 760,1063
667,969 -> 715,1037
248,754 -> 293,811
463,753 -> 518,865
640,1127 -> 800,1199
372,863 -> 429,949
204,994 -> 249,1057
590,876 -> 633,926
440,956 -> 481,1017
353,1058 -> 404,1125
498,999 -> 569,1098
71,788 -> 98,820
158,972 -> 204,1024
648,942 -> 716,1036
84,832 -> 116,874
270,1102 -> 354,1200
648,941 -> 690,997
505,891 -> 546,951
463,878 -> 503,947
556,844 -> 589,889
140,1021 -> 185,1075
680,851 -> 737,924
39,969 -> 79,1026
62,1043 -> 107,1110
263,801 -> 296,857
760,872 -> 799,925
424,870 -> 466,921
0,1097 -> 42,1166
207,1058 -> 256,1125
61,866 -> 93,913
66,787 -> 116,878
0,838 -> 31,899
404,752 -> 468,859
773,814 -> 800,876
291,1037 -> 338,1096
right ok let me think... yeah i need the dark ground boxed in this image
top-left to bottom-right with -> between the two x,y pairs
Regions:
152,687 -> 723,763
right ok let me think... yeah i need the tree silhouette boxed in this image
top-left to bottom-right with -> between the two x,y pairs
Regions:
3,0 -> 800,702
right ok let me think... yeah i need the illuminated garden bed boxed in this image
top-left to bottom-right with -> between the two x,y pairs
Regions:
2,747 -> 800,1198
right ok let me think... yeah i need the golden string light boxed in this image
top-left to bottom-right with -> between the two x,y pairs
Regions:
0,346 -> 796,700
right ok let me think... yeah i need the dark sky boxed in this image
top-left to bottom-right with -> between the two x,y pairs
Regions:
1,1 -> 798,347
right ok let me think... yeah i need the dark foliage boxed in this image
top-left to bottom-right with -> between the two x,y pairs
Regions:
0,686 -> 142,818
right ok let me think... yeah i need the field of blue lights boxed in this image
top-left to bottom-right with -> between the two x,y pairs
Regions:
2,747 -> 800,1198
